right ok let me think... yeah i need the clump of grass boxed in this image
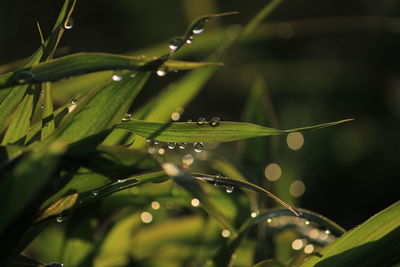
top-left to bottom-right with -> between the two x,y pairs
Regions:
0,0 -> 398,267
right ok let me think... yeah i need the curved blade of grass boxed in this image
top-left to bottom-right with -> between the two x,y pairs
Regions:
300,201 -> 400,267
116,118 -> 353,143
213,208 -> 346,266
165,11 -> 239,55
76,171 -> 168,208
1,53 -> 222,86
161,162 -> 237,237
193,174 -> 297,216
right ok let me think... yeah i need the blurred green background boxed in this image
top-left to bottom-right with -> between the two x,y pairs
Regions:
1,0 -> 399,232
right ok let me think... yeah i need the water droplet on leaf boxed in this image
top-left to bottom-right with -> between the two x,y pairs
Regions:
186,119 -> 193,124
225,187 -> 234,193
117,178 -> 127,183
56,216 -> 64,223
146,138 -> 153,143
92,190 -> 98,196
178,142 -> 186,149
192,18 -> 207,34
193,142 -> 204,152
71,99 -> 77,105
153,140 -> 160,145
167,142 -> 176,149
186,36 -> 193,44
63,17 -> 74,30
13,70 -> 36,84
112,74 -> 122,81
209,117 -> 220,127
197,117 -> 206,125
169,37 -> 184,52
47,262 -> 64,267
121,113 -> 132,121
156,69 -> 166,77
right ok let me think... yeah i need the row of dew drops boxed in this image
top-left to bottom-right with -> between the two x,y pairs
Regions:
145,117 -> 221,153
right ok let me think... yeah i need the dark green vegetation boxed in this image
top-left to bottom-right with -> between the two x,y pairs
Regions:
0,0 -> 399,266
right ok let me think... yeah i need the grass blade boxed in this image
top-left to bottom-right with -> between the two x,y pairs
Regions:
300,201 -> 400,267
116,118 -> 353,143
213,208 -> 346,266
1,53 -> 222,87
44,71 -> 150,147
193,174 -> 298,216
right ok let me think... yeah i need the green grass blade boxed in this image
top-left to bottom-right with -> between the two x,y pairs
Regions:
45,71 -> 150,146
40,82 -> 56,139
213,208 -> 346,266
10,254 -> 46,267
1,53 -> 222,87
1,92 -> 35,145
253,259 -> 287,267
193,174 -> 297,215
35,192 -> 79,223
116,118 -> 353,143
300,201 -> 400,267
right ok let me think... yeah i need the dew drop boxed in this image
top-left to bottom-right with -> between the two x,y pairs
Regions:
186,36 -> 193,44
56,216 -> 64,223
13,70 -> 36,84
169,37 -> 184,52
117,178 -> 127,183
325,229 -> 331,235
153,140 -> 160,145
121,113 -> 132,121
209,117 -> 220,127
63,16 -> 74,30
221,229 -> 231,238
197,117 -> 206,125
192,18 -> 207,34
178,142 -> 186,149
92,190 -> 98,196
40,104 -> 44,109
267,218 -> 272,223
186,119 -> 193,124
156,69 -> 166,77
112,74 -> 122,81
130,73 -> 137,78
193,142 -> 204,152
40,90 -> 44,96
251,212 -> 257,218
71,98 -> 78,105
47,262 -> 64,267
146,138 -> 153,143
167,142 -> 176,149
225,187 -> 234,193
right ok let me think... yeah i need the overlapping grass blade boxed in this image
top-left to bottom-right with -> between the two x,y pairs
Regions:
0,0 -> 76,139
213,208 -> 346,266
116,118 -> 353,143
300,201 -> 400,267
193,174 -> 297,215
43,71 -> 149,147
0,53 -> 222,87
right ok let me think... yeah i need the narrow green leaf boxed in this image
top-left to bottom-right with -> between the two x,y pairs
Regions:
0,141 -> 66,235
35,192 -> 79,223
45,71 -> 150,146
1,92 -> 35,145
300,201 -> 400,267
116,118 -> 353,143
2,53 -> 222,86
213,208 -> 346,266
193,173 -> 297,216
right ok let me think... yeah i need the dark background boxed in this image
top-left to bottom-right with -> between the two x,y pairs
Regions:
1,0 -> 399,229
